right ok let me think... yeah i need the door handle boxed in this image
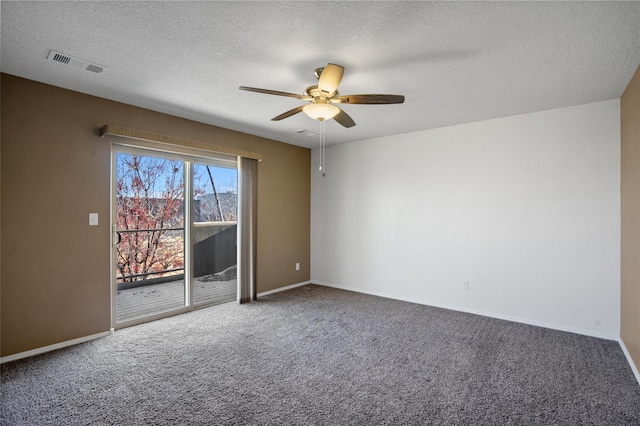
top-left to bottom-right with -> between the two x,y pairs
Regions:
113,225 -> 121,246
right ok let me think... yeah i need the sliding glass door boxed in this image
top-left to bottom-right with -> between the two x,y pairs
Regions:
192,162 -> 238,306
112,147 -> 237,326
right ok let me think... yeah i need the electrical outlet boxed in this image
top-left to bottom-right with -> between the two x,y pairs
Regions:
463,281 -> 470,291
296,263 -> 300,271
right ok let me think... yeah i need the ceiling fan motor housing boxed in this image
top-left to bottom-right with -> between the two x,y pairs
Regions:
305,85 -> 339,100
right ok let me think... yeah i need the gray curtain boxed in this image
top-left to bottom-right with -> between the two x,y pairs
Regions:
238,157 -> 258,303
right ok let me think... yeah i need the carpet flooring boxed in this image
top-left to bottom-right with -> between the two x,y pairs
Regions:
2,284 -> 639,425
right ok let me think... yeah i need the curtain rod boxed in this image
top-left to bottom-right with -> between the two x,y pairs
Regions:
100,124 -> 263,161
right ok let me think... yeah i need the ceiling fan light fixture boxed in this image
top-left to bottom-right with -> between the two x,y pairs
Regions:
303,103 -> 340,121
240,62 -> 404,128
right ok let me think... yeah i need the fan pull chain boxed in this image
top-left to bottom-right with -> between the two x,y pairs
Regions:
319,119 -> 326,177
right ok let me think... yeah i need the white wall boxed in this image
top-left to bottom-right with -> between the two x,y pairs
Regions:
311,100 -> 621,339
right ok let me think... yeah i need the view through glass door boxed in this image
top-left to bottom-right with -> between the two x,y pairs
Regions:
113,148 -> 237,325
192,163 -> 238,306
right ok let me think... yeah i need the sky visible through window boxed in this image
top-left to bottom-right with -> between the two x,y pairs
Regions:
116,152 -> 238,199
194,164 -> 237,195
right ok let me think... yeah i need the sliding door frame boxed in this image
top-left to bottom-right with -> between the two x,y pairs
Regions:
110,141 -> 238,329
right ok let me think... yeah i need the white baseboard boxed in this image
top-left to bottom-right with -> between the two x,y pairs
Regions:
0,329 -> 113,364
257,280 -> 311,297
619,338 -> 640,387
313,281 -> 619,341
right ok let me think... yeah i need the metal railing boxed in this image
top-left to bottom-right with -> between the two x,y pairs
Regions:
115,222 -> 238,290
115,227 -> 185,283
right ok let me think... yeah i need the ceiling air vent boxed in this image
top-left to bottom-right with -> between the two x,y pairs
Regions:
47,50 -> 108,74
296,129 -> 316,137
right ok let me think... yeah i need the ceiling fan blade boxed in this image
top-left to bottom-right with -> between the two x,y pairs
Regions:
333,109 -> 356,128
271,105 -> 305,121
239,86 -> 307,99
332,94 -> 405,104
318,63 -> 344,95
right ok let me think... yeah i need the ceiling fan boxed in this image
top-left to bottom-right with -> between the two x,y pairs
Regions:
239,63 -> 405,128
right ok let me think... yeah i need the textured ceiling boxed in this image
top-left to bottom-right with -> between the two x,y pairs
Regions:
2,1 -> 639,149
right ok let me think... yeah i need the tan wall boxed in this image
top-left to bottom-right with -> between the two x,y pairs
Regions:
621,64 -> 640,373
0,74 -> 311,357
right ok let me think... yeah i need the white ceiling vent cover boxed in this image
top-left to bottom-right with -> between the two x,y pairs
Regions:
296,129 -> 316,137
47,50 -> 107,74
